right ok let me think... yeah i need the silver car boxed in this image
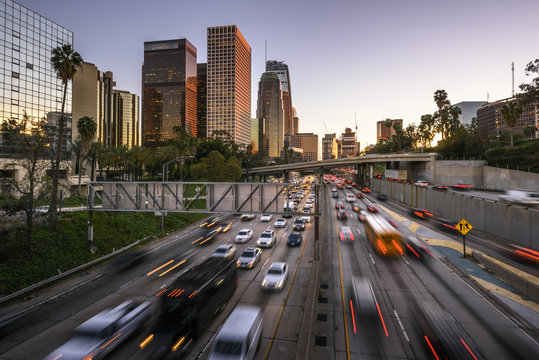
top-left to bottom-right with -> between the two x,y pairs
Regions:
211,244 -> 237,258
257,230 -> 276,248
235,228 -> 253,243
262,262 -> 288,291
274,218 -> 287,228
237,247 -> 262,269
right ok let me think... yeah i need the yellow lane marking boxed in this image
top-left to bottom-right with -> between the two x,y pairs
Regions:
471,276 -> 539,313
264,222 -> 312,360
334,207 -> 351,360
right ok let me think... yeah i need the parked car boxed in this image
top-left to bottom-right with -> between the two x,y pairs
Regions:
44,300 -> 152,360
274,218 -> 287,228
498,190 -> 539,206
257,230 -> 276,248
293,218 -> 305,231
262,262 -> 288,291
237,247 -> 262,269
260,213 -> 273,222
235,228 -> 254,243
287,232 -> 303,247
211,244 -> 237,258
240,214 -> 256,221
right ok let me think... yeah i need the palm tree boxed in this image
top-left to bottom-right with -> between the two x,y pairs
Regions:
77,116 -> 97,194
500,102 -> 523,147
433,90 -> 449,139
50,44 -> 83,222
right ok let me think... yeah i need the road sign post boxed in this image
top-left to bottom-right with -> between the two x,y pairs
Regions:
456,219 -> 472,257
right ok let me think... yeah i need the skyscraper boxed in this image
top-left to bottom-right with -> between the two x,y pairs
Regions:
207,25 -> 251,144
341,127 -> 359,157
197,63 -> 207,140
0,0 -> 73,157
112,90 -> 140,147
72,62 -> 115,146
322,133 -> 338,160
256,72 -> 283,158
266,60 -> 293,134
142,38 -> 197,148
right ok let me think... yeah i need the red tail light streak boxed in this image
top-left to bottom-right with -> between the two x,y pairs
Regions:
376,301 -> 388,337
349,300 -> 357,334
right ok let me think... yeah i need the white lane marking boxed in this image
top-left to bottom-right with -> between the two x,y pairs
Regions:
402,256 -> 410,265
369,253 -> 376,265
261,258 -> 270,270
357,228 -> 362,235
393,309 -> 410,342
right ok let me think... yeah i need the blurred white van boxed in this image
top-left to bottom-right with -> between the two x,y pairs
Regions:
498,190 -> 539,206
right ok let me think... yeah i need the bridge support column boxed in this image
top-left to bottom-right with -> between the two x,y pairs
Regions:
369,164 -> 373,187
356,164 -> 361,185
283,171 -> 289,183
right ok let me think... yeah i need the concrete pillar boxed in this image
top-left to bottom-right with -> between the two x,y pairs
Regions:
283,171 -> 289,183
369,164 -> 373,187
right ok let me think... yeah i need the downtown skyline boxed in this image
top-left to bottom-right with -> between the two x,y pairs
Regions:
15,0 -> 539,148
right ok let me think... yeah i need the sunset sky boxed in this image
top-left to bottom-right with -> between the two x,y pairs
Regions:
18,0 -> 539,148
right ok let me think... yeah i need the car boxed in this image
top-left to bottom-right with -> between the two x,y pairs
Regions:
235,228 -> 254,243
236,247 -> 262,269
356,193 -> 365,199
274,217 -> 287,228
431,184 -> 449,191
301,215 -> 311,223
260,213 -> 273,222
350,276 -> 377,317
376,193 -> 387,201
193,227 -> 222,245
337,208 -> 348,220
335,201 -> 344,209
293,218 -> 305,231
415,180 -> 429,187
366,205 -> 379,213
262,262 -> 289,291
35,205 -> 49,213
339,226 -> 354,241
498,190 -> 539,206
404,235 -> 430,260
451,183 -> 473,191
332,192 -> 339,199
361,187 -> 371,193
432,216 -> 459,234
346,184 -> 353,189
219,220 -> 233,233
240,214 -> 256,221
257,230 -> 277,248
351,203 -> 361,212
409,208 -> 434,219
346,193 -> 356,203
287,232 -> 303,246
302,206 -> 311,214
200,216 -> 221,228
211,244 -> 237,258
44,300 -> 152,360
358,210 -> 368,222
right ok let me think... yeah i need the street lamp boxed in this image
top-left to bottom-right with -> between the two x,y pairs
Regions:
162,156 -> 194,182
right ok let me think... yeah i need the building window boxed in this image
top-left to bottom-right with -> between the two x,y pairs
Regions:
26,63 -> 33,70
12,72 -> 19,78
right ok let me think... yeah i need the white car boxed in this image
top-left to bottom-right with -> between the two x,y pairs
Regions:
499,190 -> 539,206
415,180 -> 429,187
301,215 -> 311,223
235,228 -> 253,243
44,300 -> 152,360
346,193 -> 355,202
274,218 -> 287,228
260,214 -> 273,222
237,247 -> 262,269
211,244 -> 237,258
262,262 -> 289,291
257,230 -> 276,248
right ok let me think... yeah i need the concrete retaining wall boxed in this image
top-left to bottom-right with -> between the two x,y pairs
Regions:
483,166 -> 539,191
373,178 -> 538,249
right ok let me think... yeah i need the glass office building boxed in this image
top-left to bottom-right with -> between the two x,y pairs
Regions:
256,72 -> 283,158
0,0 -> 73,156
142,38 -> 197,148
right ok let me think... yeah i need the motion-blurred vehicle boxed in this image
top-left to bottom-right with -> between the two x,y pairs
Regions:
498,190 -> 539,206
361,187 -> 371,193
350,276 -> 377,318
193,227 -> 223,245
235,229 -> 254,243
274,218 -> 287,228
208,305 -> 263,360
403,235 -> 431,260
45,300 -> 152,360
260,213 -> 273,222
351,203 -> 361,212
376,193 -> 387,201
414,180 -> 429,187
220,220 -> 232,233
211,244 -> 237,258
366,205 -> 379,213
358,210 -> 368,222
409,207 -> 434,219
339,226 -> 354,241
109,248 -> 147,271
451,183 -> 473,191
335,201 -> 344,209
505,244 -> 539,265
431,184 -> 449,191
356,193 -> 365,199
287,232 -> 303,247
410,299 -> 483,360
363,214 -> 404,257
301,215 -> 311,223
140,257 -> 237,359
257,230 -> 276,248
262,262 -> 288,291
201,216 -> 221,228
431,216 -> 459,234
293,218 -> 305,231
337,208 -> 348,220
346,193 -> 356,202
237,247 -> 262,269
240,214 -> 256,221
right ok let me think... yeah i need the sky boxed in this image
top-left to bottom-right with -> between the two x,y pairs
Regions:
17,0 -> 539,148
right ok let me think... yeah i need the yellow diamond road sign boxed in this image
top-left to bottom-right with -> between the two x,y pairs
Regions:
457,219 -> 472,235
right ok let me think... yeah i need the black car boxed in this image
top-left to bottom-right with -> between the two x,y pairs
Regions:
337,208 -> 348,220
287,232 -> 303,246
240,214 -> 256,221
432,184 -> 449,191
293,218 -> 305,231
366,205 -> 379,213
335,201 -> 344,209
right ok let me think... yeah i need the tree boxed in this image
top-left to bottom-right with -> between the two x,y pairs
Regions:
447,106 -> 462,137
392,121 -> 404,151
50,44 -> 83,223
2,113 -> 52,249
519,59 -> 539,105
433,90 -> 449,139
418,114 -> 435,150
500,102 -> 523,147
76,116 -> 96,194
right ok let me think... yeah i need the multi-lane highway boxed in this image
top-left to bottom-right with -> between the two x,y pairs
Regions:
0,179 -> 538,360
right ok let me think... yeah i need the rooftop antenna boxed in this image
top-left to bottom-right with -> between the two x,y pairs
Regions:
512,61 -> 515,98
487,92 -> 489,103
354,112 -> 358,139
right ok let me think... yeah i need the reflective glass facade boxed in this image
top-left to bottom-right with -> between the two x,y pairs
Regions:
207,25 -> 251,145
142,39 -> 197,148
256,72 -> 283,158
113,90 -> 140,147
197,63 -> 207,139
266,60 -> 294,134
0,0 -> 73,156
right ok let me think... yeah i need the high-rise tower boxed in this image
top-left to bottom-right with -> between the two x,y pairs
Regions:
142,39 -> 197,148
266,60 -> 294,134
207,25 -> 251,144
256,72 -> 283,158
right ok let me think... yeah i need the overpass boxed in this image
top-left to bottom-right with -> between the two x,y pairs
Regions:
244,152 -> 438,183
